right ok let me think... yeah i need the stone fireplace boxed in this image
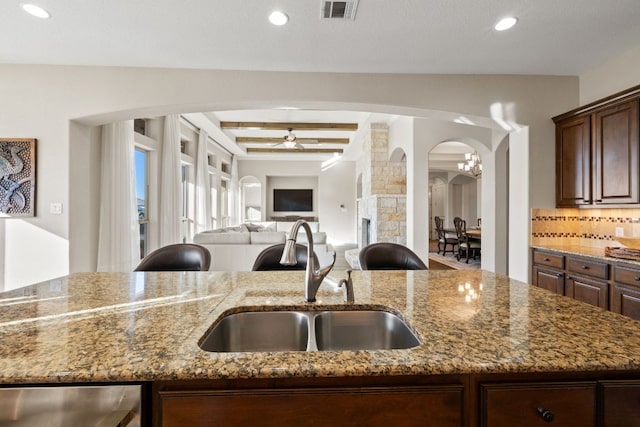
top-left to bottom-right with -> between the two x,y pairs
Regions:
356,123 -> 407,248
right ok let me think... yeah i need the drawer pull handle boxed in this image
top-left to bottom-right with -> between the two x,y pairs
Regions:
536,407 -> 555,423
581,265 -> 589,270
544,257 -> 550,261
635,277 -> 640,281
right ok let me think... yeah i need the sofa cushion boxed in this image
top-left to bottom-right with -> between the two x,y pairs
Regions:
290,231 -> 327,244
250,231 -> 286,245
276,221 -> 319,233
194,231 -> 251,244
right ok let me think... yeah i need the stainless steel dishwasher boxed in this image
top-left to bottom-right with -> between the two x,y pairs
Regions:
0,384 -> 141,426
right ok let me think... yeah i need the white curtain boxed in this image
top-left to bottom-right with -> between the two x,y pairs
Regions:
159,114 -> 182,246
96,121 -> 140,272
230,155 -> 240,225
194,130 -> 211,233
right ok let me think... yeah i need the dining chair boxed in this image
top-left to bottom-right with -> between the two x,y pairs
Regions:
134,243 -> 211,271
434,216 -> 458,256
359,242 -> 428,270
454,218 -> 481,264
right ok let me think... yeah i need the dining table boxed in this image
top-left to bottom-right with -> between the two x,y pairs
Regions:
467,228 -> 481,239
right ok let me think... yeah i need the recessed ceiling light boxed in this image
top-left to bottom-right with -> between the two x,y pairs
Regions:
22,3 -> 50,19
495,17 -> 517,31
269,11 -> 289,26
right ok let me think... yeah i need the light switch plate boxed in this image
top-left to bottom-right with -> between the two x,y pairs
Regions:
50,203 -> 62,214
615,227 -> 624,237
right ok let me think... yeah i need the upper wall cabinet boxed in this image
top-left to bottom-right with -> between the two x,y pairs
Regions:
556,114 -> 591,206
554,86 -> 640,208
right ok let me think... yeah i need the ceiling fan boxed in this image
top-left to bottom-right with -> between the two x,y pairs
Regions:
274,128 -> 318,149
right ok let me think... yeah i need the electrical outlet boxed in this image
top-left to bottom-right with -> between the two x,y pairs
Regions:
615,227 -> 624,237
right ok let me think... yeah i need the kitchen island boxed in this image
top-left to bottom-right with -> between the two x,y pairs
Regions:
1,270 -> 640,426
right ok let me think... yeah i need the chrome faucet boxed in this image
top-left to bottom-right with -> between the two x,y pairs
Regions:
280,219 -> 336,302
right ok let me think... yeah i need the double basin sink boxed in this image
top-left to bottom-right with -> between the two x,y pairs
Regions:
199,308 -> 421,352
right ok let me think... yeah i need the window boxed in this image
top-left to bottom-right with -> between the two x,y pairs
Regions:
240,177 -> 262,222
134,148 -> 149,259
220,179 -> 230,227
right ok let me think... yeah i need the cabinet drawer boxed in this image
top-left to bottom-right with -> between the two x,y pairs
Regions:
566,257 -> 609,280
613,265 -> 640,287
481,382 -> 596,427
533,251 -> 564,269
159,386 -> 464,427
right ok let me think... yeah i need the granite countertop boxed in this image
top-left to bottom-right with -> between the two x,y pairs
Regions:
1,270 -> 640,385
532,243 -> 640,266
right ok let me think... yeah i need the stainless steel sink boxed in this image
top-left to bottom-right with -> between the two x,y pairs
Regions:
199,308 -> 420,352
199,311 -> 309,352
314,310 -> 421,351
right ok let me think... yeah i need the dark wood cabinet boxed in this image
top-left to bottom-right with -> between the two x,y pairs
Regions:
611,282 -> 640,321
154,375 -> 640,427
532,249 -> 613,310
612,265 -> 640,321
600,380 -> 640,426
532,265 -> 564,295
594,100 -> 639,204
564,256 -> 610,309
556,114 -> 592,206
565,274 -> 609,309
531,250 -> 565,294
530,248 -> 640,318
157,385 -> 464,427
554,94 -> 640,208
480,381 -> 596,427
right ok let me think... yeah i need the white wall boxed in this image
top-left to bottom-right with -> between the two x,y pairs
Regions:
580,43 -> 640,104
0,65 -> 578,290
238,160 -> 356,245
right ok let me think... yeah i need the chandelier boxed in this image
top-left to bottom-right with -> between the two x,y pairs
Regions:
458,151 -> 482,177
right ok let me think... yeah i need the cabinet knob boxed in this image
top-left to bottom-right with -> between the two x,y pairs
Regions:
634,277 -> 640,281
566,275 -> 572,279
556,273 -> 563,278
581,265 -> 589,270
536,407 -> 555,423
544,257 -> 550,261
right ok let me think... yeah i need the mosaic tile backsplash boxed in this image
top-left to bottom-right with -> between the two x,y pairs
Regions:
531,208 -> 640,249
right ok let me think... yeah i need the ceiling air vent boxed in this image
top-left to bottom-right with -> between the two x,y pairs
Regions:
322,0 -> 359,20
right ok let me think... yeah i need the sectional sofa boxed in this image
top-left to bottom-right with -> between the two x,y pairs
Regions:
193,222 -> 333,271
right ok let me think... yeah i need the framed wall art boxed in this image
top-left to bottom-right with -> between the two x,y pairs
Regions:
0,138 -> 36,217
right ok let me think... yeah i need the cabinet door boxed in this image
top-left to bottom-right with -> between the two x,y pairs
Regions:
601,380 -> 640,426
532,266 -> 564,295
481,382 -> 596,427
565,274 -> 609,309
594,99 -> 639,204
158,385 -> 464,427
611,282 -> 640,321
556,115 -> 592,206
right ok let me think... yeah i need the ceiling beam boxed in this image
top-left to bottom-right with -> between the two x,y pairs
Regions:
220,122 -> 358,131
236,137 -> 350,144
247,148 -> 344,154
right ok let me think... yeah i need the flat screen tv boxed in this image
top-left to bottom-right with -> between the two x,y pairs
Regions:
273,189 -> 313,212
